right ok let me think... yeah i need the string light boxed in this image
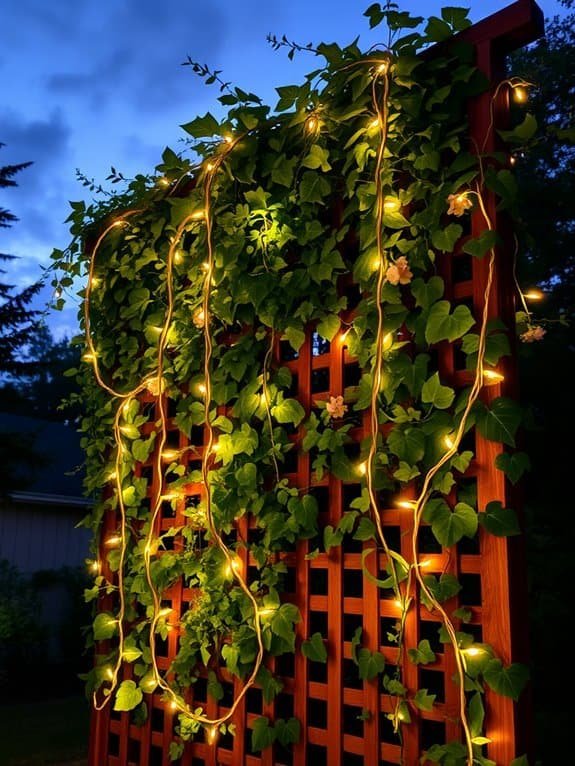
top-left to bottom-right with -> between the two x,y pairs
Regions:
105,534 -> 122,547
368,117 -> 380,129
338,328 -> 350,346
383,197 -> 401,213
463,646 -> 484,657
524,288 -> 544,301
483,369 -> 505,385
206,162 -> 214,172
201,261 -> 210,271
512,85 -> 528,103
197,382 -> 207,396
161,449 -> 180,461
174,250 -> 183,265
223,135 -> 233,144
207,726 -> 218,745
158,177 -> 170,187
443,433 -> 455,450
224,557 -> 243,578
257,607 -> 276,618
104,666 -> 114,681
89,560 -> 101,574
357,461 -> 367,476
395,500 -> 416,510
82,352 -> 96,363
306,115 -> 319,134
191,210 -> 206,220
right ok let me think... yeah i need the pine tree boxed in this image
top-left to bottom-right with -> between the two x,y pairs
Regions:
0,143 -> 42,375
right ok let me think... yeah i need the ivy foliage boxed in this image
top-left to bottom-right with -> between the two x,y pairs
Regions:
53,3 -> 536,763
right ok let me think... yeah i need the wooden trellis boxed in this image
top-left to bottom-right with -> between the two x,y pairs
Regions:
89,2 -> 543,764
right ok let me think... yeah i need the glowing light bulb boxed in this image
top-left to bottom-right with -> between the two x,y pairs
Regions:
197,383 -> 207,395
191,210 -> 205,220
54,286 -> 62,298
510,156 -> 517,166
512,85 -> 528,104
524,288 -> 544,301
419,559 -> 432,568
106,470 -> 117,481
111,220 -> 125,228
169,700 -> 178,712
225,557 -> 242,578
104,666 -> 114,681
207,726 -> 218,745
383,332 -> 394,351
158,177 -> 170,187
82,352 -> 96,363
369,117 -> 380,129
483,369 -> 505,386
212,442 -> 221,453
338,329 -> 350,346
105,534 -> 121,547
463,646 -> 483,657
377,60 -> 390,75
383,197 -> 401,213
396,499 -> 416,510
224,135 -> 233,145
206,162 -> 215,171
394,598 -> 404,610
174,250 -> 183,265
306,116 -> 318,133
90,560 -> 101,574
161,449 -> 180,461
91,276 -> 101,287
357,461 -> 367,476
258,607 -> 276,617
201,261 -> 210,272
443,434 -> 455,450
372,256 -> 382,271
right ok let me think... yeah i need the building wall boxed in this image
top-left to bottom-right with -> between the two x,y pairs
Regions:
0,502 -> 91,574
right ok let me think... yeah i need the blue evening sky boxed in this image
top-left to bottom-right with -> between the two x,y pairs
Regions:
0,0 -> 562,338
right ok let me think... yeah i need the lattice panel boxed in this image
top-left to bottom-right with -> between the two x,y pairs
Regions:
89,4 -> 543,765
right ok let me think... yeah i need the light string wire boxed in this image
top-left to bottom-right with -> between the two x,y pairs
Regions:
365,59 -> 409,731
481,76 -> 534,153
85,55 -> 520,755
408,186 -> 497,766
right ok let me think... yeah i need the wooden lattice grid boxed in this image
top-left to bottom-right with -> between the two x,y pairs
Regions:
89,3 -> 544,765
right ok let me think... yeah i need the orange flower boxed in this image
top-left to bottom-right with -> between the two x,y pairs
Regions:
326,395 -> 347,419
386,256 -> 413,286
447,192 -> 473,217
520,326 -> 546,343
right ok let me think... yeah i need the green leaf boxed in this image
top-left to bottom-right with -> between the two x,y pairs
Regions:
324,524 -> 343,552
422,573 -> 462,603
251,716 -> 275,751
483,659 -> 529,701
317,314 -> 341,342
93,612 -> 117,640
479,501 -> 520,536
499,113 -> 538,143
431,224 -> 462,252
180,112 -> 220,138
351,626 -> 363,664
424,499 -> 478,547
495,452 -> 530,484
441,6 -> 471,30
271,397 -> 305,426
422,372 -> 455,410
510,757 -> 530,766
468,691 -> 485,737
426,301 -> 475,343
357,648 -> 385,680
301,632 -> 327,663
283,325 -> 305,351
114,680 -> 143,712
207,670 -> 224,702
274,717 -> 300,747
235,462 -> 258,488
269,603 -> 300,649
411,276 -> 444,310
300,171 -> 331,203
353,517 -> 376,541
413,688 -> 436,711
475,397 -> 522,447
462,230 -> 499,258
302,145 -> 331,172
425,16 -> 452,42
408,639 -> 436,665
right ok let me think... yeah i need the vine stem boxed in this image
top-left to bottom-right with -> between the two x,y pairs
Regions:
365,61 -> 407,731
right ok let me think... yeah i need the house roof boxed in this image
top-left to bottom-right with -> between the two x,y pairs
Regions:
0,412 -> 87,503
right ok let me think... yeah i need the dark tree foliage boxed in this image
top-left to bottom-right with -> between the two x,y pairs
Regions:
511,5 -> 575,761
0,143 -> 42,375
0,323 -> 81,422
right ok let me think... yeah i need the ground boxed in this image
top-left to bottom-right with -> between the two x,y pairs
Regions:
0,697 -> 89,766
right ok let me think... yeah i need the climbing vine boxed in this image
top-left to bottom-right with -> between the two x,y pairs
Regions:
53,4 -> 542,765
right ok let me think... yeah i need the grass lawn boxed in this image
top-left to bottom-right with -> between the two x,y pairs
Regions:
0,697 -> 89,766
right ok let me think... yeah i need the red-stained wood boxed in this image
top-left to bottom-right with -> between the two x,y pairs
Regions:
89,3 -> 543,764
